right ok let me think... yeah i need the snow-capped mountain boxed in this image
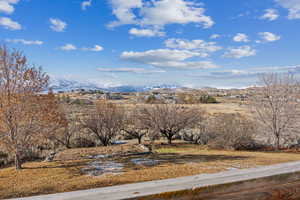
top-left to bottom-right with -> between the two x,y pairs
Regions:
50,78 -> 182,93
50,79 -> 104,92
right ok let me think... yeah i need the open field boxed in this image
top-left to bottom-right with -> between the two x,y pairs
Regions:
2,143 -> 300,199
110,102 -> 250,115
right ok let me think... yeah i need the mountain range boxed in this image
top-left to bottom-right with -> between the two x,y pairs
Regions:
50,78 -> 183,93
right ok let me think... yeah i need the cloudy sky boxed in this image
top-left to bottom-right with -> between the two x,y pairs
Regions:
1,0 -> 300,88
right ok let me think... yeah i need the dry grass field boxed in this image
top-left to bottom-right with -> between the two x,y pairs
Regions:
117,102 -> 249,115
2,143 -> 300,199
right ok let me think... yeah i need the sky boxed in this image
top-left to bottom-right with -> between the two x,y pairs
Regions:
0,0 -> 300,88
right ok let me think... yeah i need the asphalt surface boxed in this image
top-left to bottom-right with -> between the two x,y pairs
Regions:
9,161 -> 300,200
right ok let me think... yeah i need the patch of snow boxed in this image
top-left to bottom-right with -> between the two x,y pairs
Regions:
111,141 -> 127,145
87,154 -> 109,159
82,161 -> 123,176
131,158 -> 159,166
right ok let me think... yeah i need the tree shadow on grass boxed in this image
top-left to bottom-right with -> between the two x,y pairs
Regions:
23,160 -> 89,170
157,153 -> 248,163
118,153 -> 250,170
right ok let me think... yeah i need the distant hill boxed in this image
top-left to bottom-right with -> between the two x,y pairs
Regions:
50,78 -> 183,93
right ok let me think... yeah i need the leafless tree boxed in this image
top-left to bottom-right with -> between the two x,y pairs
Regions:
123,108 -> 148,144
0,46 -> 63,169
209,113 -> 256,150
250,73 -> 300,150
182,118 -> 213,145
62,107 -> 80,148
81,101 -> 125,146
140,104 -> 202,144
43,102 -> 79,149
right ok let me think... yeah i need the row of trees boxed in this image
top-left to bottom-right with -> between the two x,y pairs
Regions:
80,102 -> 202,146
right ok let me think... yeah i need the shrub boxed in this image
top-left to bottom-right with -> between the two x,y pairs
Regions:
22,148 -> 42,162
181,120 -> 216,145
72,137 -> 96,148
208,113 -> 258,150
182,129 -> 215,145
145,95 -> 157,104
0,151 -> 8,168
0,151 -> 8,159
199,95 -> 218,104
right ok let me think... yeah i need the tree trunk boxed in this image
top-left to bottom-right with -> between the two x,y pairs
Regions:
99,136 -> 109,146
103,142 -> 109,146
138,137 -> 142,144
276,136 -> 280,150
168,136 -> 172,144
150,140 -> 155,153
65,138 -> 71,149
65,142 -> 71,149
15,151 -> 22,170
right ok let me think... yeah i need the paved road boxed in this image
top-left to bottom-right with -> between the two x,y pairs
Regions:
10,161 -> 300,200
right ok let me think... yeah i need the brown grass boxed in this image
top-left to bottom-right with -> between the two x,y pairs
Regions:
1,144 -> 300,199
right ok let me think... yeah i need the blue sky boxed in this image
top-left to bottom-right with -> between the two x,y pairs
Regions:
0,0 -> 300,88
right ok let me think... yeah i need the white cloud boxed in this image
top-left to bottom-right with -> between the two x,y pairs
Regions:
81,0 -> 92,10
129,28 -> 165,37
49,18 -> 67,32
164,38 -> 222,54
0,0 -> 19,14
6,39 -> 43,45
148,61 -> 220,69
60,44 -> 104,52
276,0 -> 300,19
258,32 -> 281,42
210,64 -> 300,78
122,49 -> 206,63
107,0 -> 143,28
233,33 -> 249,42
0,17 -> 21,30
97,67 -> 166,73
108,0 -> 214,30
60,44 -> 77,51
82,45 -> 104,51
140,0 -> 214,29
261,9 -> 279,21
210,34 -> 220,39
210,70 -> 251,77
121,49 -> 220,69
224,46 -> 256,58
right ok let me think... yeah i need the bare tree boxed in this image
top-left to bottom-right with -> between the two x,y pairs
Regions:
140,104 -> 202,144
209,113 -> 256,150
182,119 -> 213,145
123,108 -> 148,144
43,102 -> 78,149
61,106 -> 80,148
82,101 -> 125,146
251,73 -> 300,150
0,46 -> 62,169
